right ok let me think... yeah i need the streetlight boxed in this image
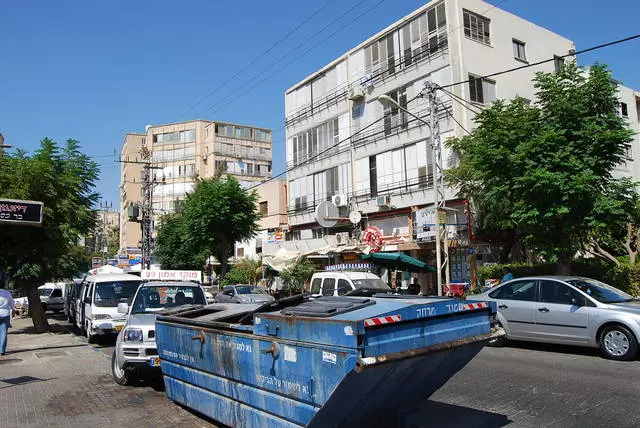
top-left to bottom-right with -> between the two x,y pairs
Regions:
376,93 -> 448,296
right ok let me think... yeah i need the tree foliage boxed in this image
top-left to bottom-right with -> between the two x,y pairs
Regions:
0,138 -> 99,331
154,213 -> 205,270
280,258 -> 316,294
446,63 -> 636,272
154,175 -> 260,277
221,258 -> 262,286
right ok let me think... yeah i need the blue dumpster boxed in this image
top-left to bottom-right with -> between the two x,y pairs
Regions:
155,295 -> 501,427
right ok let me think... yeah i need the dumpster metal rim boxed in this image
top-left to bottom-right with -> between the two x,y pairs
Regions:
354,328 -> 505,373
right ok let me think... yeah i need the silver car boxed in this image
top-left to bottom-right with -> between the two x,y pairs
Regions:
470,276 -> 640,360
111,281 -> 206,385
215,285 -> 274,304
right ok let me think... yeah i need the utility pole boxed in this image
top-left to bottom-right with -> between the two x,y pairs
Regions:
426,82 -> 450,296
120,146 -> 163,270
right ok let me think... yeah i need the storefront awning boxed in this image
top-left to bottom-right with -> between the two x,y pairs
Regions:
361,252 -> 435,273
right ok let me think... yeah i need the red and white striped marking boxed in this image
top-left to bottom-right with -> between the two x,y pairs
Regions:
462,301 -> 489,311
364,314 -> 402,327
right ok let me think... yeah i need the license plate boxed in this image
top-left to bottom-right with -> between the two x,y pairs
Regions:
115,325 -> 124,332
149,357 -> 161,367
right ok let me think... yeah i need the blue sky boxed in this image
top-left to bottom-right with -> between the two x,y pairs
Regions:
1,0 -> 639,205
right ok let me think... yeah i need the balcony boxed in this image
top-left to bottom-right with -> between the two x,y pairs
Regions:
213,142 -> 272,162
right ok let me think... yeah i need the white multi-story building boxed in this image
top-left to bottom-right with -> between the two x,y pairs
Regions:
283,0 -> 577,284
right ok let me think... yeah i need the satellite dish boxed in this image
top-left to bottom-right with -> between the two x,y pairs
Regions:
349,211 -> 362,225
315,201 -> 339,228
145,124 -> 152,132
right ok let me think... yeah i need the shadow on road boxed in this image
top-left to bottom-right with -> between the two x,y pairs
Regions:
505,340 -> 601,358
410,400 -> 511,428
5,343 -> 87,355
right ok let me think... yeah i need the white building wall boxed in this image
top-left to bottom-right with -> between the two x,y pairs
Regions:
284,0 -> 576,231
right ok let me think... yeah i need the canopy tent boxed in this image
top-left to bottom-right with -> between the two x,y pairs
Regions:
361,252 -> 435,273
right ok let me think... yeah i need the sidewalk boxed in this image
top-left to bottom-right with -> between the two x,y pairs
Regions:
0,316 -> 217,428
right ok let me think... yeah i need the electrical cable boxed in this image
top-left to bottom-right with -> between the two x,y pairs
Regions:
201,0 -> 388,117
440,33 -> 640,90
437,86 -> 481,115
179,0 -> 339,120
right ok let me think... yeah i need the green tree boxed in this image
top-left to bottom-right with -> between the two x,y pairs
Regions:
154,175 -> 260,278
446,63 -> 635,273
280,258 -> 316,294
154,212 -> 205,270
221,258 -> 262,286
107,225 -> 120,257
0,139 -> 99,332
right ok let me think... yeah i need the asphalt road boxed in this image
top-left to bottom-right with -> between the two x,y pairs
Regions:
61,313 -> 640,427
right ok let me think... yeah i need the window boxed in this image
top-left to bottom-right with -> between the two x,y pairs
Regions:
384,86 -> 408,135
418,166 -> 428,188
235,127 -> 252,139
365,33 -> 395,77
463,9 -> 490,45
325,166 -> 339,200
51,289 -> 62,298
337,279 -> 351,296
539,280 -> 584,305
369,156 -> 378,198
236,247 -> 244,258
489,280 -> 537,301
322,279 -> 336,296
553,55 -> 565,72
291,118 -> 339,166
259,201 -> 268,216
468,74 -> 496,105
513,39 -> 526,61
621,102 -> 629,117
311,278 -> 322,294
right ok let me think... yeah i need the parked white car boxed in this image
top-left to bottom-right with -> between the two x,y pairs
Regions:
310,271 -> 391,297
75,273 -> 143,343
111,281 -> 206,385
38,282 -> 66,313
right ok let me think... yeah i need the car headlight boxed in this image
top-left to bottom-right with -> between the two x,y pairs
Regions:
123,328 -> 143,342
93,314 -> 111,320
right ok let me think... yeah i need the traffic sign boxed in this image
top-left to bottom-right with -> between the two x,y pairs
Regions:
0,199 -> 44,226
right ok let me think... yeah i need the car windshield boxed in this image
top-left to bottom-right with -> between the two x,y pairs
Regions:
39,288 -> 52,297
566,278 -> 634,304
94,281 -> 141,307
352,278 -> 391,291
235,286 -> 266,295
131,285 -> 206,313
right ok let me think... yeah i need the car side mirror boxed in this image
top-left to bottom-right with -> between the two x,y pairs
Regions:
117,302 -> 129,314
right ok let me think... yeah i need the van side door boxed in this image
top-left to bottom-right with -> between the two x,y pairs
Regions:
84,283 -> 94,326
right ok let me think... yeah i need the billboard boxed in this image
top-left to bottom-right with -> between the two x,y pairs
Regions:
0,199 -> 44,226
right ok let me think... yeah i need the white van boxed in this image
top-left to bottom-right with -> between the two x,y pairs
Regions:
75,273 -> 142,343
310,271 -> 391,297
38,282 -> 66,313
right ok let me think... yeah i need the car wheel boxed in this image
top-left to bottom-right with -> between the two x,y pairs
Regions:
488,322 -> 507,347
111,350 -> 136,386
600,325 -> 639,361
86,324 -> 96,344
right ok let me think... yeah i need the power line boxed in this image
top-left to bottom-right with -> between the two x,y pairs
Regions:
437,86 -> 480,115
200,0 -> 387,118
440,33 -> 640,90
438,100 -> 472,135
178,0 -> 338,120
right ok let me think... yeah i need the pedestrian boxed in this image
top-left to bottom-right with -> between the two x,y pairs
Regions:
409,278 -> 421,295
0,284 -> 15,356
501,267 -> 513,283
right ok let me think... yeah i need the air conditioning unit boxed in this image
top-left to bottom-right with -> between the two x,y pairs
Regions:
332,193 -> 348,208
348,86 -> 366,101
376,195 -> 391,207
335,232 -> 350,244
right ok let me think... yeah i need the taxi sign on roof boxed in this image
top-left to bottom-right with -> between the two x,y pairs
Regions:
141,270 -> 202,282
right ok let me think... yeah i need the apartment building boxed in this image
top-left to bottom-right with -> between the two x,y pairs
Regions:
119,120 -> 272,252
615,84 -> 640,179
234,179 -> 288,260
283,0 -> 576,283
119,133 -> 144,253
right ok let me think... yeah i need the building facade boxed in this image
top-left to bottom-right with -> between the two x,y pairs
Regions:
283,0 -> 576,285
119,120 -> 272,252
235,179 -> 289,261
